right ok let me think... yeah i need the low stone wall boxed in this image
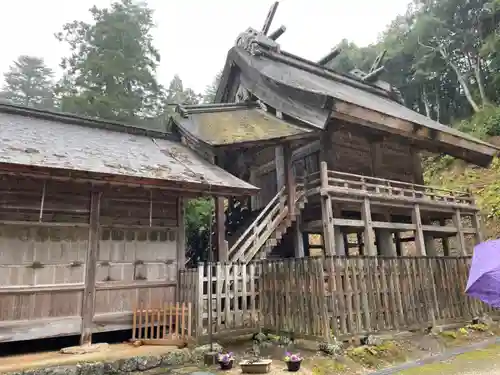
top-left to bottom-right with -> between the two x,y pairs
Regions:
8,348 -> 192,375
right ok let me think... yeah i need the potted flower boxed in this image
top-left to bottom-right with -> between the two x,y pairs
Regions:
217,352 -> 235,370
284,352 -> 302,372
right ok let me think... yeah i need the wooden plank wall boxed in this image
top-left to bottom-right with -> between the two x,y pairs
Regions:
250,125 -> 416,210
0,175 -> 180,343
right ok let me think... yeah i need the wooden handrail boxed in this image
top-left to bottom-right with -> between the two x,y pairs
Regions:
229,183 -> 307,263
229,186 -> 286,256
327,169 -> 470,196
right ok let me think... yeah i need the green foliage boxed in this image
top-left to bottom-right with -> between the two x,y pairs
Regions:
202,71 -> 222,104
455,105 -> 500,139
185,198 -> 213,264
1,55 -> 55,109
55,0 -> 164,123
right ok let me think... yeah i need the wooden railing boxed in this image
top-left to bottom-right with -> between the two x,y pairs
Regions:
230,183 -> 308,263
228,186 -> 287,262
305,166 -> 475,209
132,302 -> 193,345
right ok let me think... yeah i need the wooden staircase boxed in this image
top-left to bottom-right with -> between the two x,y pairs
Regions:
228,183 -> 307,263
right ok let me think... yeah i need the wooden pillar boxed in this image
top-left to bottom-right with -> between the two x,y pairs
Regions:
394,232 -> 402,256
357,232 -> 364,255
412,204 -> 426,255
275,146 -> 285,190
361,198 -> 376,255
342,232 -> 349,255
334,226 -> 345,255
453,208 -> 467,255
411,147 -> 425,185
215,196 -> 227,262
424,235 -> 437,256
320,161 -> 335,255
80,190 -> 101,346
377,229 -> 397,256
249,168 -> 258,210
439,218 -> 450,256
283,143 -> 295,216
293,221 -> 305,258
176,197 -> 186,271
472,212 -> 484,244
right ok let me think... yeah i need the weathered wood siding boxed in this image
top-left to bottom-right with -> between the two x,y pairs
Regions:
0,175 -> 181,343
250,127 -> 416,209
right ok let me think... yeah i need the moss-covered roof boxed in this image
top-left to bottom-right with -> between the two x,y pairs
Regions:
171,103 -> 315,146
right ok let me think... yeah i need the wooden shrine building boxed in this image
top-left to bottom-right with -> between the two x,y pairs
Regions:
0,103 -> 257,344
170,2 -> 500,263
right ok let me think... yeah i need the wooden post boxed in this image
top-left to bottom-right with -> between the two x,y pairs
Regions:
215,197 -> 227,262
394,232 -> 402,256
361,197 -> 376,255
412,204 -> 426,255
472,212 -> 484,244
424,235 -> 437,256
177,197 -> 186,271
453,209 -> 467,255
249,168 -> 258,210
320,161 -> 335,255
283,143 -> 295,216
439,218 -> 450,256
275,145 -> 285,191
293,221 -> 305,258
80,190 -> 101,346
410,147 -> 425,185
377,229 -> 396,256
334,226 -> 346,256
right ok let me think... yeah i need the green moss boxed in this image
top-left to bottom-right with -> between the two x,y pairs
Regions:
306,357 -> 348,375
466,323 -> 489,332
439,330 -> 457,339
347,341 -> 405,369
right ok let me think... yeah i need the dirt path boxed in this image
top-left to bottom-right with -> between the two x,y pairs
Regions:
396,344 -> 500,375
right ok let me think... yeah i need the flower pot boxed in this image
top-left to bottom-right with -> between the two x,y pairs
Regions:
239,359 -> 272,374
219,360 -> 234,370
286,360 -> 302,372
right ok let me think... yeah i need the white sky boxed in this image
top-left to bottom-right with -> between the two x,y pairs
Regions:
0,0 -> 410,94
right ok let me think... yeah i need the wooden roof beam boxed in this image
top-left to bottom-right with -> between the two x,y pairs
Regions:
269,25 -> 286,41
317,46 -> 341,66
262,1 -> 279,35
362,66 -> 385,82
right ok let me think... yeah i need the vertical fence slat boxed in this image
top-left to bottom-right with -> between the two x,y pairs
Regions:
175,256 -> 484,343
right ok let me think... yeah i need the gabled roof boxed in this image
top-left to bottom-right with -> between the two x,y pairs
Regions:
170,102 -> 316,148
0,102 -> 258,196
215,28 -> 499,167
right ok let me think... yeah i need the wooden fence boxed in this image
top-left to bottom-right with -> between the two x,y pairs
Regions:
132,302 -> 193,345
179,262 -> 261,339
178,256 -> 494,342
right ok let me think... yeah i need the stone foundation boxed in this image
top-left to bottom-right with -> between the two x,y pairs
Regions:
8,348 -> 192,375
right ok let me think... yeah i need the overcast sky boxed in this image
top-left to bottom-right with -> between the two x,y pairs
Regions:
0,0 -> 409,94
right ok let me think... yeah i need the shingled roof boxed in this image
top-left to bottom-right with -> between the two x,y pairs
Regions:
214,26 -> 499,167
170,102 -> 316,147
0,103 -> 258,196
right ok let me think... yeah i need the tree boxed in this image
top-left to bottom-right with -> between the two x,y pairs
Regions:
55,0 -> 164,123
202,71 -> 222,103
1,55 -> 55,109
